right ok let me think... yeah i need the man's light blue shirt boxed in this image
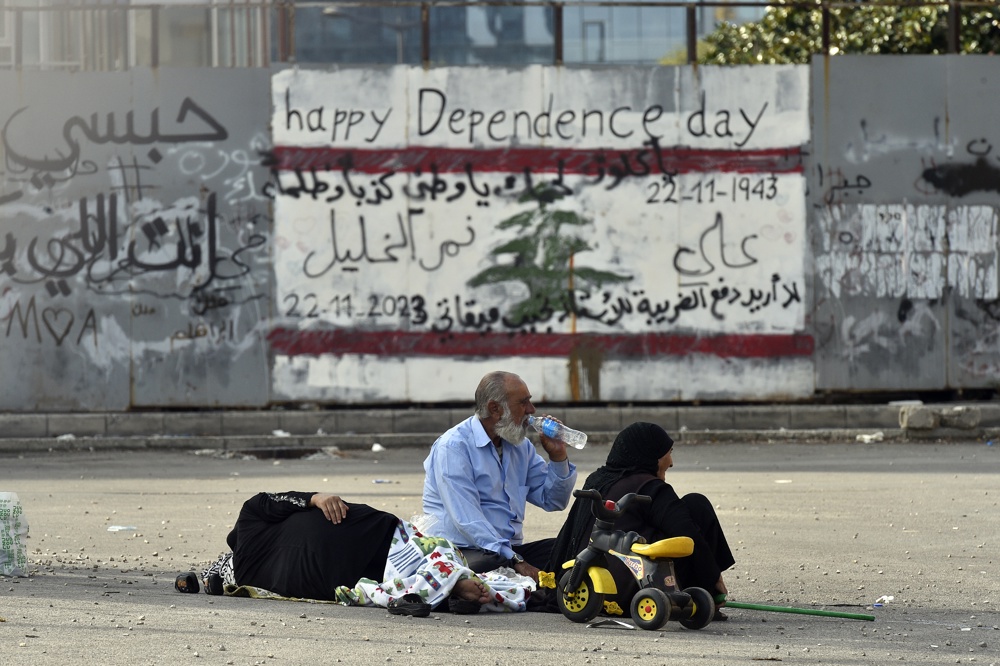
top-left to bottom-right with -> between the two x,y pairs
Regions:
422,415 -> 578,561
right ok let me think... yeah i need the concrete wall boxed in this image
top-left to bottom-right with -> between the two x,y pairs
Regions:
0,57 -> 996,410
809,56 -> 1000,393
0,69 -> 273,410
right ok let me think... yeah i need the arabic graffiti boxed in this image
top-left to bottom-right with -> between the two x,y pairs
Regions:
813,163 -> 873,206
278,273 -> 801,333
169,319 -> 237,349
919,137 -> 1000,197
301,207 -> 475,277
674,212 -> 758,277
262,141 -> 795,207
1,97 -> 229,188
170,131 -> 273,207
1,191 -> 267,300
0,83 -> 276,372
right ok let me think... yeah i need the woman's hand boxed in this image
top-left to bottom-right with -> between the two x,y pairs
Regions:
310,493 -> 349,524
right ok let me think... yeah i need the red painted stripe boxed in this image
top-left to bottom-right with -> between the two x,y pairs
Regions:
268,328 -> 814,359
268,145 -> 803,175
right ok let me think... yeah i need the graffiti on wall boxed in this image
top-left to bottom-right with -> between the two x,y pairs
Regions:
4,60 -> 999,407
0,73 -> 272,408
814,203 -> 998,300
0,97 -> 269,334
267,66 -> 813,401
808,57 -> 1000,391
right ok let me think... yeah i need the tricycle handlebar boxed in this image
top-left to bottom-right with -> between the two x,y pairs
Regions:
573,488 -> 651,521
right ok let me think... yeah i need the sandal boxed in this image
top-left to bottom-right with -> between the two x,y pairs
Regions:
205,572 -> 224,596
387,593 -> 431,618
174,572 -> 200,594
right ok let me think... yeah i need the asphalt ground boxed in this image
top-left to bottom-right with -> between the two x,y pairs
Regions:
1,439 -> 998,666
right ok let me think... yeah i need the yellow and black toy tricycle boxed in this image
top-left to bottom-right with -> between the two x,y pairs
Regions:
555,489 -> 715,631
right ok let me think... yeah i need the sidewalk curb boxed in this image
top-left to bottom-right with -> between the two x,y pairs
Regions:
1,426 -> 996,455
2,403 -> 998,454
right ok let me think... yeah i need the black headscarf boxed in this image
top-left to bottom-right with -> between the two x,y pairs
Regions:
583,422 -> 674,496
547,422 -> 674,571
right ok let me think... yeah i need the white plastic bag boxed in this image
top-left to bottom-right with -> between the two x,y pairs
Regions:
0,492 -> 29,577
408,513 -> 439,536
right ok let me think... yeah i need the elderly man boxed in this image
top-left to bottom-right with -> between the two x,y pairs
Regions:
422,371 -> 578,583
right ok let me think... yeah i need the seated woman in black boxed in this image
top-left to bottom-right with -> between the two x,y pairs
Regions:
548,422 -> 734,618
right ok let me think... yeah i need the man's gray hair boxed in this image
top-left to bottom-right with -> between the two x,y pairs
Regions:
475,371 -> 516,419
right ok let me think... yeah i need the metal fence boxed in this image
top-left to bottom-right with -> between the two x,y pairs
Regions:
0,1 -> 990,70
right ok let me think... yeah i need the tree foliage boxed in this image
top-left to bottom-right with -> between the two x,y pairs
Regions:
700,1 -> 1000,64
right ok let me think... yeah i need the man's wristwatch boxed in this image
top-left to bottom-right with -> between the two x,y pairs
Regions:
509,553 -> 524,568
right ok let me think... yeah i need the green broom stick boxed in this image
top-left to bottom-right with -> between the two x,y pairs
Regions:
724,601 -> 875,621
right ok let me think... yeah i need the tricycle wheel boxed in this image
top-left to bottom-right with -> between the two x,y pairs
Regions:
630,588 -> 670,631
679,586 -> 715,630
557,570 -> 604,623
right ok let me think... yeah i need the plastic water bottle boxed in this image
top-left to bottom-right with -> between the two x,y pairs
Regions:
527,415 -> 588,449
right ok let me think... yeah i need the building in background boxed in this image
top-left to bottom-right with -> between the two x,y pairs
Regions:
299,1 -> 768,66
0,0 -> 767,70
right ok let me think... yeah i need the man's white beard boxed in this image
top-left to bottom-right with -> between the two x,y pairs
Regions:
495,406 -> 527,444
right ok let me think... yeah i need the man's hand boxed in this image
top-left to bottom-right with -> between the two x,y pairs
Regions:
536,414 -> 568,462
310,493 -> 349,524
513,560 -> 541,583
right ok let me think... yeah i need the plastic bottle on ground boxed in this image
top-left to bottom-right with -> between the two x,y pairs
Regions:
526,415 -> 588,449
